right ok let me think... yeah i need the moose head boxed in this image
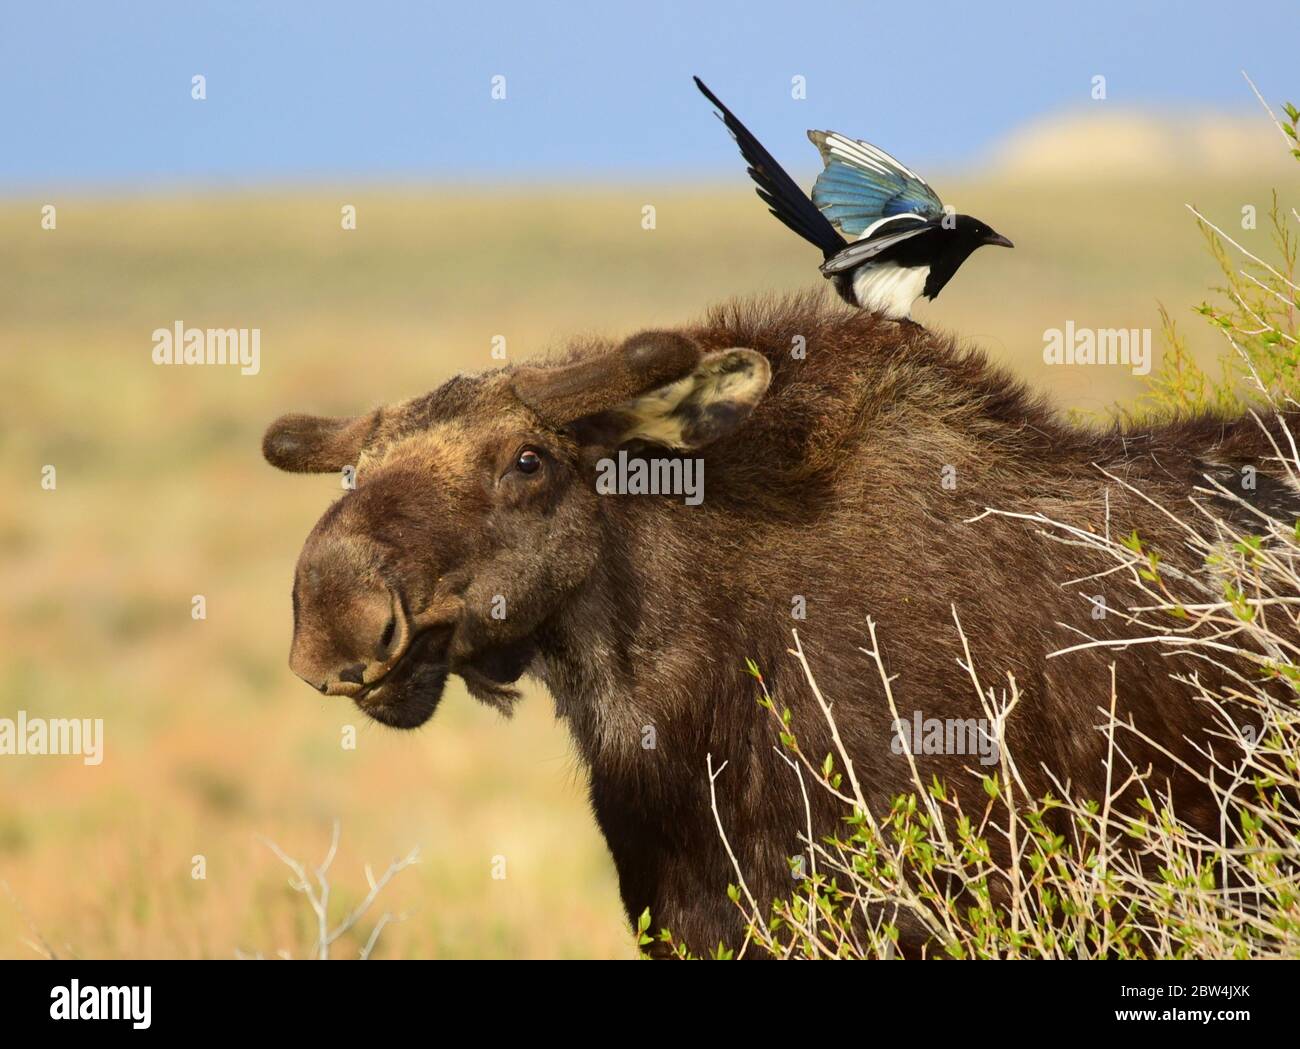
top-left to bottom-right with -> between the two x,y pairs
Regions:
263,332 -> 771,729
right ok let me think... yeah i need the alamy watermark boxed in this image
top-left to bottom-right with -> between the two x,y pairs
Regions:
891,710 -> 999,766
595,450 -> 704,506
151,321 -> 260,375
1042,321 -> 1151,376
0,711 -> 103,766
50,980 -> 150,1029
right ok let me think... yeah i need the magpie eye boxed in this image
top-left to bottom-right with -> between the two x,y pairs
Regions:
515,448 -> 543,474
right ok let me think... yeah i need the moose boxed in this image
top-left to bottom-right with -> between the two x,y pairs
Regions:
263,294 -> 1296,956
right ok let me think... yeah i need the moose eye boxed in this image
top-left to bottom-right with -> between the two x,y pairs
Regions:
515,448 -> 543,475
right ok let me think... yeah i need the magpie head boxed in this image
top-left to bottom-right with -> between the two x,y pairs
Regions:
950,214 -> 1014,250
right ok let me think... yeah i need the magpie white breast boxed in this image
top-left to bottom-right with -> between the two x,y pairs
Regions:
695,77 -> 1013,320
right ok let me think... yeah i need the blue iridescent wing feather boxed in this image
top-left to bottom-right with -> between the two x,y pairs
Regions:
809,131 -> 945,236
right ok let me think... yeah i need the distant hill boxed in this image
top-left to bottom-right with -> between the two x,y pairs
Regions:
990,108 -> 1295,179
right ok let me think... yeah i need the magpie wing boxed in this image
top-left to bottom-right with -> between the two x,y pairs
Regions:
694,77 -> 845,260
809,131 -> 946,237
818,215 -> 935,275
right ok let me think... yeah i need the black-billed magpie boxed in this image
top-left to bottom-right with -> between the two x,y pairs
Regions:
695,77 -> 1013,320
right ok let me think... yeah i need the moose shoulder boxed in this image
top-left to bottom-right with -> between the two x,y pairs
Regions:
262,294 -> 1298,956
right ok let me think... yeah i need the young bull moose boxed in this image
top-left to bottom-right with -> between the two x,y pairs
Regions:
262,294 -> 1296,956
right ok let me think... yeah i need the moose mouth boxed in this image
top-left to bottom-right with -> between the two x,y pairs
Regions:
353,629 -> 452,729
352,627 -> 535,729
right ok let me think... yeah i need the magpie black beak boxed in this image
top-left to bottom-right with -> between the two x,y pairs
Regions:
983,232 -> 1014,249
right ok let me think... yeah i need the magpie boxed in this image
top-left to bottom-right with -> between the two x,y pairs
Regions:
694,77 -> 1013,320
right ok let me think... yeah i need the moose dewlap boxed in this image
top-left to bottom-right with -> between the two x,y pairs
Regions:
262,293 -> 1300,956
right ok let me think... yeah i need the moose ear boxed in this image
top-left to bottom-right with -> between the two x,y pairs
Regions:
600,348 -> 771,450
262,412 -> 378,473
512,331 -> 701,426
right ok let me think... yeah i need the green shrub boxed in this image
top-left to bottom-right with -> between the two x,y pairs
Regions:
1140,83 -> 1300,418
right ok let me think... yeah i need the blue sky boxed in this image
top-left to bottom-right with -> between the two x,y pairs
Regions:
1,0 -> 1296,189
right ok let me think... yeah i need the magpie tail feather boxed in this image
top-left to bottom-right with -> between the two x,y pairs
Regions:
694,76 -> 844,260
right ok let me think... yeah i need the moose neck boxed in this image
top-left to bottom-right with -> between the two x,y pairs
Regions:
530,484 -> 776,775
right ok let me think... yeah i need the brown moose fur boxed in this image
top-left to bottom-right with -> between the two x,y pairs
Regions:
264,292 -> 1297,957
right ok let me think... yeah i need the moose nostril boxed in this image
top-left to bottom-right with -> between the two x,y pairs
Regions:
338,663 -> 366,686
379,615 -> 396,651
